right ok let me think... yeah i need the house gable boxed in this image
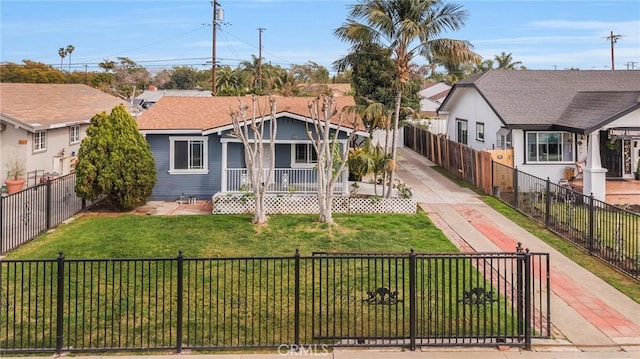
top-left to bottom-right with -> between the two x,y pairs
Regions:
440,70 -> 640,130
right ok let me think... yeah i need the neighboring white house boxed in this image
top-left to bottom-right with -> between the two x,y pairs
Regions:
438,70 -> 640,201
416,82 -> 451,135
0,83 -> 132,187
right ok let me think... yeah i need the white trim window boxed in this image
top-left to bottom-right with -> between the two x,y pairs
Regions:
292,143 -> 317,167
476,122 -> 485,142
33,130 -> 47,152
69,125 -> 80,144
526,131 -> 574,163
169,136 -> 208,174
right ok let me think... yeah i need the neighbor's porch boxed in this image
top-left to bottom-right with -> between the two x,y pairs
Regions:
222,168 -> 349,195
569,178 -> 640,206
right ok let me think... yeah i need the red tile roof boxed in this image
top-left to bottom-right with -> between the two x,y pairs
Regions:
0,83 -> 129,129
136,95 -> 359,131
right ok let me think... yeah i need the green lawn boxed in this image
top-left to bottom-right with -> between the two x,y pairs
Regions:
4,213 -> 527,351
6,212 -> 458,259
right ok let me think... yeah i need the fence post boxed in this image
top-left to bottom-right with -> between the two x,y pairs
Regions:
523,248 -> 532,350
544,178 -> 551,228
294,249 -> 301,347
46,180 -> 52,230
514,167 -> 519,210
0,196 -> 3,254
515,243 -> 524,341
55,252 -> 65,355
491,160 -> 495,196
588,193 -> 595,254
409,249 -> 417,351
176,251 -> 184,353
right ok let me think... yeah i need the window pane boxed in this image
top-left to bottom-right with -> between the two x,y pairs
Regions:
295,144 -> 306,163
547,133 -> 560,161
476,123 -> 484,140
190,141 -> 203,169
527,133 -> 537,162
562,133 -> 573,161
310,145 -> 317,163
174,141 -> 188,169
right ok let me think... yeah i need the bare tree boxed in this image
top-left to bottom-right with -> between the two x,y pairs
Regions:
306,96 -> 360,224
229,95 -> 277,224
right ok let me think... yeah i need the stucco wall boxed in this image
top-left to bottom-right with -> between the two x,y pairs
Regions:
444,88 -> 503,151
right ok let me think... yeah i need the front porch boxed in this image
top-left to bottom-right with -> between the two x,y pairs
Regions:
222,168 -> 349,195
569,178 -> 640,206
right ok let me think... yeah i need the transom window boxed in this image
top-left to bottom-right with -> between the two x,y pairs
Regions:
33,131 -> 47,152
526,132 -> 574,163
69,125 -> 80,144
294,144 -> 317,165
169,137 -> 208,174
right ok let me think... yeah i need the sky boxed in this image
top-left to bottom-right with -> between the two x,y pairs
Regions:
1,0 -> 639,75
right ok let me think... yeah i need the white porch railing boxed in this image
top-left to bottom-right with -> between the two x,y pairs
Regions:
224,168 -> 348,195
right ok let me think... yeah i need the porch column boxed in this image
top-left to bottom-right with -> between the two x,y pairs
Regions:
583,132 -> 607,201
221,141 -> 228,192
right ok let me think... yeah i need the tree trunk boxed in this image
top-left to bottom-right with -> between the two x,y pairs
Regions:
386,88 -> 402,197
252,189 -> 267,224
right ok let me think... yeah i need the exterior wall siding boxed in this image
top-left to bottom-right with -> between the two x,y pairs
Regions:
0,123 -> 87,180
145,116 -> 354,200
146,134 -> 222,201
445,88 -> 502,151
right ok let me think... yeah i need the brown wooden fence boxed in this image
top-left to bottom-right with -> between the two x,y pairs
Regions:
404,125 -> 500,194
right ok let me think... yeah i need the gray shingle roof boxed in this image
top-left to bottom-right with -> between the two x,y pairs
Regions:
557,91 -> 640,134
440,70 -> 640,130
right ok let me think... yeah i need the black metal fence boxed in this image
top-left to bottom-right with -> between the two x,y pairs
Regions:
0,173 -> 96,254
492,162 -> 640,280
1,248 -> 549,354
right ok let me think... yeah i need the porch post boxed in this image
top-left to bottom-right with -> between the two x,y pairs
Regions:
221,141 -> 228,192
584,132 -> 607,201
342,140 -> 349,195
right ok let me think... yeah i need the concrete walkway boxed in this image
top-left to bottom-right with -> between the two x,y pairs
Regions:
394,147 -> 640,352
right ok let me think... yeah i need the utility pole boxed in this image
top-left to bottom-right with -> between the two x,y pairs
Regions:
211,1 -> 221,96
606,30 -> 622,70
257,27 -> 266,90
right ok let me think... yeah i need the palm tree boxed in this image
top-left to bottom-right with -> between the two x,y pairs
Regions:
215,66 -> 244,95
238,55 -> 261,89
98,59 -> 116,72
494,52 -> 524,70
58,48 -> 66,71
65,45 -> 75,72
335,0 -> 480,197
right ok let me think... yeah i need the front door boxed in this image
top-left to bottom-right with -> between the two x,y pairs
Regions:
599,131 -> 622,177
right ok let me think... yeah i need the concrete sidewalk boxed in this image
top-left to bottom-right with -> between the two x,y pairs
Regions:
14,349 -> 637,359
394,147 -> 640,352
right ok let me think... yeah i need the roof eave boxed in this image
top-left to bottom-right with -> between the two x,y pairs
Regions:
583,103 -> 640,135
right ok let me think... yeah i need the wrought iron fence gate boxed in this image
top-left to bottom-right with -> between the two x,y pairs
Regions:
312,248 -> 549,349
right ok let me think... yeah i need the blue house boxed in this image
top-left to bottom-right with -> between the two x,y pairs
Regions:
136,95 -> 365,201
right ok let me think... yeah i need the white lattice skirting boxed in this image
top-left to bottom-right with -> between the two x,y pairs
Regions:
211,193 -> 417,214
